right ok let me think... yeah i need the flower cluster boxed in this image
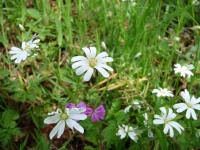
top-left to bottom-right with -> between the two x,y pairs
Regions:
44,102 -> 105,139
116,124 -> 141,142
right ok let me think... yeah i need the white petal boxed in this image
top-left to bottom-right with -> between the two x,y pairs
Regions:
128,132 -> 138,142
159,107 -> 167,117
169,121 -> 184,134
190,108 -> 197,120
98,57 -> 113,63
66,119 -> 84,133
181,89 -> 190,103
95,66 -> 109,78
69,113 -> 87,120
72,61 -> 88,69
173,103 -> 186,109
14,54 -> 23,63
152,89 -> 159,93
193,98 -> 200,104
89,47 -> 96,58
168,125 -> 174,137
75,65 -> 89,75
153,119 -> 164,125
22,42 -> 26,49
21,51 -> 28,60
163,124 -> 170,135
33,39 -> 40,43
175,105 -> 187,113
83,67 -> 94,81
96,63 -> 113,71
154,115 -> 162,119
82,47 -> 91,59
11,54 -> 19,60
193,104 -> 200,110
71,56 -> 88,62
96,52 -> 108,59
57,120 -> 65,138
44,114 -> 60,124
49,120 -> 64,139
9,47 -> 22,54
186,108 -> 191,119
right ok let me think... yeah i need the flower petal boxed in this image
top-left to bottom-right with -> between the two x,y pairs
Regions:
90,47 -> 96,58
169,121 -> 184,134
95,66 -> 109,78
71,56 -> 88,62
49,120 -> 64,139
96,63 -> 113,71
44,114 -> 60,124
96,52 -> 108,59
57,120 -> 65,138
153,119 -> 164,125
72,61 -> 88,69
83,67 -> 94,81
82,47 -> 91,59
66,119 -> 84,133
181,89 -> 190,103
75,65 -> 89,75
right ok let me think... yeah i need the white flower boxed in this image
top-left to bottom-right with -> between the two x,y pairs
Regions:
116,124 -> 140,142
124,101 -> 141,113
143,113 -> 148,125
19,24 -> 25,31
124,105 -> 131,113
153,107 -> 184,137
174,64 -> 194,78
192,0 -> 200,5
135,52 -> 142,58
101,42 -> 106,49
9,34 -> 40,63
173,89 -> 200,120
44,107 -> 87,139
174,37 -> 180,42
148,129 -> 154,138
71,47 -> 113,81
152,88 -> 174,97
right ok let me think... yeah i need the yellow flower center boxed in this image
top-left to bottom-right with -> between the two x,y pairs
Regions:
164,118 -> 170,124
24,44 -> 30,51
89,58 -> 97,68
186,103 -> 192,108
60,113 -> 68,120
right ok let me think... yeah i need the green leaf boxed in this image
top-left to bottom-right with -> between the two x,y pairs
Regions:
27,8 -> 42,19
155,128 -> 168,150
1,109 -> 19,128
56,20 -> 63,46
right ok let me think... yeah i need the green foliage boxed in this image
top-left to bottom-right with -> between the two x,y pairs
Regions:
0,109 -> 21,148
0,0 -> 200,149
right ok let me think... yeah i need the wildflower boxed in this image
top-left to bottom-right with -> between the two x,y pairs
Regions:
9,34 -> 40,63
152,88 -> 174,97
71,47 -> 113,81
116,124 -> 141,142
44,107 -> 87,139
143,113 -> 148,125
174,37 -> 180,42
174,64 -> 194,78
153,107 -> 184,137
91,105 -> 105,122
148,129 -> 154,138
19,24 -> 25,31
124,105 -> 132,113
135,52 -> 142,58
124,101 -> 141,113
66,102 -> 93,116
173,89 -> 200,120
192,0 -> 200,5
101,42 -> 106,49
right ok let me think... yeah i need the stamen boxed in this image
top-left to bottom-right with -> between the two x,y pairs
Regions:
60,113 -> 68,120
89,58 -> 97,68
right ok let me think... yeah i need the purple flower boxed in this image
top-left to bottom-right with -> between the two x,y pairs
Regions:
91,105 -> 105,122
66,102 -> 93,116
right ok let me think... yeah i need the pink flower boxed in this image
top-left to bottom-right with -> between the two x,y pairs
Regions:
91,105 -> 105,122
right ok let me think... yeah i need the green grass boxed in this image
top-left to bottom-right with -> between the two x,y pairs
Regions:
0,0 -> 200,149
